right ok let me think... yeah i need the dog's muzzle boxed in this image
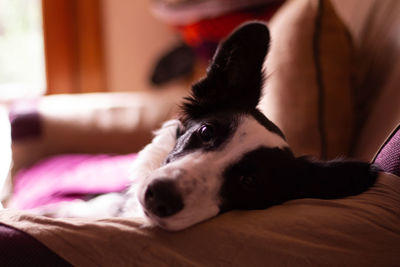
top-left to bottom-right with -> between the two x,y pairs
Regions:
144,179 -> 184,218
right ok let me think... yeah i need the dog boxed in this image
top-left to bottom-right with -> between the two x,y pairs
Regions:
34,22 -> 379,231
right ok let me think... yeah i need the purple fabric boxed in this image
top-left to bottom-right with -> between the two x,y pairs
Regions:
9,99 -> 42,141
374,124 -> 400,177
0,223 -> 72,266
12,153 -> 137,209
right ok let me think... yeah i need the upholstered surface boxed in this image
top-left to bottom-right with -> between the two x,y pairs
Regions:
374,124 -> 400,177
0,223 -> 71,267
1,172 -> 399,266
331,0 -> 400,160
260,0 -> 354,159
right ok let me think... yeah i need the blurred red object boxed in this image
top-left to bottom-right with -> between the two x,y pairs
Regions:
174,2 -> 283,46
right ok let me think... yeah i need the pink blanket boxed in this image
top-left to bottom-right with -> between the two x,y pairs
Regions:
10,154 -> 137,209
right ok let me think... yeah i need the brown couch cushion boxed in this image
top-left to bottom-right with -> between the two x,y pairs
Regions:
330,0 -> 400,161
1,172 -> 399,266
259,0 -> 354,159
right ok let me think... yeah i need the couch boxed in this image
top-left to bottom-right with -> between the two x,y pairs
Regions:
1,0 -> 400,266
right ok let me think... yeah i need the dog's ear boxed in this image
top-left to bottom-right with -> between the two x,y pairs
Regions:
279,158 -> 379,202
183,22 -> 270,119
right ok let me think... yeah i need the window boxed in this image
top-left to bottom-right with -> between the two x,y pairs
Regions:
0,0 -> 106,99
0,0 -> 45,100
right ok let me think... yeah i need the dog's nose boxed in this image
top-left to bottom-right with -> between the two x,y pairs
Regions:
144,179 -> 184,217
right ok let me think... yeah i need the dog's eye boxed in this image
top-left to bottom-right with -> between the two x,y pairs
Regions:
198,124 -> 214,143
239,175 -> 257,188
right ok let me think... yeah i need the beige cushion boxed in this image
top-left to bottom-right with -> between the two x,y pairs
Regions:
331,0 -> 400,161
3,89 -> 186,204
1,172 -> 399,266
10,89 -> 185,168
260,0 -> 354,159
354,61 -> 400,161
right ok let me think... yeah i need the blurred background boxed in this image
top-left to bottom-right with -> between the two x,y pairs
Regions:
0,0 -> 180,99
0,0 -> 284,202
0,0 -> 45,99
0,0 -> 283,100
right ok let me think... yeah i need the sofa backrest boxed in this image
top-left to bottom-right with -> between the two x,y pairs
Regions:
332,0 -> 400,160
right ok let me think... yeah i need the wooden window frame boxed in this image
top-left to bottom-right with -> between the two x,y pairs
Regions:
42,0 -> 106,94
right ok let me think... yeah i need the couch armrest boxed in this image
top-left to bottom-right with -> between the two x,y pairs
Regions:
8,89 -> 186,178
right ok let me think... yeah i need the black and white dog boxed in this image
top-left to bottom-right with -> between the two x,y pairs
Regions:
37,22 -> 378,231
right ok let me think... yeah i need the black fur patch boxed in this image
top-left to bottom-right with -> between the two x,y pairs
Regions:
220,147 -> 379,212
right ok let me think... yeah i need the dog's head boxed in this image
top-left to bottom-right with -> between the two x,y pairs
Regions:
137,22 -> 378,231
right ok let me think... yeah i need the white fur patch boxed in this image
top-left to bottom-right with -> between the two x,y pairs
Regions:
137,115 -> 288,230
122,120 -> 183,219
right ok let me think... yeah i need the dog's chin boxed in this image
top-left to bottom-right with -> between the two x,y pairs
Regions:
143,207 -> 220,231
142,212 -> 186,231
143,212 -> 200,231
147,218 -> 188,231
